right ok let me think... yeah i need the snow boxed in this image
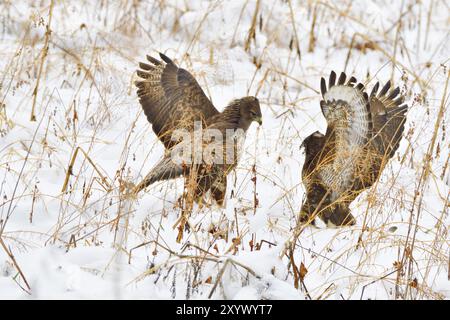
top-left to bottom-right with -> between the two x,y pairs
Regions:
0,0 -> 448,300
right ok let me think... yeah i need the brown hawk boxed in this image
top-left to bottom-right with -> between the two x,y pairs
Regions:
134,53 -> 262,205
301,71 -> 408,226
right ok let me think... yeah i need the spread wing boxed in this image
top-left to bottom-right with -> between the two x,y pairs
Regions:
301,71 -> 408,226
135,53 -> 219,149
316,71 -> 371,196
369,80 -> 408,162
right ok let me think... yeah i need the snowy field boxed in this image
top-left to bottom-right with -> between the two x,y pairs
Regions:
0,0 -> 448,299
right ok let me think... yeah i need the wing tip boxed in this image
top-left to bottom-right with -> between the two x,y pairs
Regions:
159,52 -> 174,65
379,80 -> 391,96
370,82 -> 380,97
338,72 -> 346,85
320,77 -> 327,97
347,76 -> 356,86
139,62 -> 154,71
329,70 -> 337,88
356,83 -> 365,91
387,86 -> 400,100
146,54 -> 162,65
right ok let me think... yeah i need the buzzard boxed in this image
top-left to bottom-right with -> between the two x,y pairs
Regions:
133,53 -> 262,205
301,71 -> 408,226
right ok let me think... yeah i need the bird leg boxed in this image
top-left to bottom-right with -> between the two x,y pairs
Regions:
175,165 -> 199,243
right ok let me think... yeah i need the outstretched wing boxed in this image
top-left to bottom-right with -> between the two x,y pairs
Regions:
135,53 -> 219,149
301,71 -> 408,226
369,80 -> 408,162
316,71 -> 371,195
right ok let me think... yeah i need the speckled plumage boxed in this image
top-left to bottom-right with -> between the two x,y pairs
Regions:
134,53 -> 262,204
301,71 -> 408,226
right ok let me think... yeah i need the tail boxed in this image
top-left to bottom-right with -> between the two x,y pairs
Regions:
134,156 -> 187,193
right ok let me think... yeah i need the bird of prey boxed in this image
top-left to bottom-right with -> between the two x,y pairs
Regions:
301,71 -> 408,226
134,53 -> 262,205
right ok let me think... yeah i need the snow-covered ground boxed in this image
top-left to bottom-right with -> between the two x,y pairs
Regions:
0,0 -> 448,299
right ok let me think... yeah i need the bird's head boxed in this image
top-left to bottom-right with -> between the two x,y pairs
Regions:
239,96 -> 262,126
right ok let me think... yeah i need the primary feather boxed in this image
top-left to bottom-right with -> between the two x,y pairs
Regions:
301,71 -> 408,226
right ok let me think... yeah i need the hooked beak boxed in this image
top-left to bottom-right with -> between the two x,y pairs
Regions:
255,116 -> 262,126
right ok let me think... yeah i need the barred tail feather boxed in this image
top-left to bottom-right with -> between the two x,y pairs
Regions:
134,157 -> 186,193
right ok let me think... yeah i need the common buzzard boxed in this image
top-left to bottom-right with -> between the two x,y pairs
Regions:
134,53 -> 262,205
301,71 -> 408,226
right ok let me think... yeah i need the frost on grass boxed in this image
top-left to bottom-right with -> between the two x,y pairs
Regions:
0,0 -> 448,299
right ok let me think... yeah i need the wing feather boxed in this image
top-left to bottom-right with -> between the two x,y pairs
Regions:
369,81 -> 408,161
337,72 -> 346,85
315,71 -> 372,197
301,72 -> 408,226
329,71 -> 336,88
135,53 -> 220,149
